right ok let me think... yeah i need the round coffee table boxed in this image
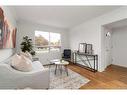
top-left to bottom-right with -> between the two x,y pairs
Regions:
54,60 -> 69,76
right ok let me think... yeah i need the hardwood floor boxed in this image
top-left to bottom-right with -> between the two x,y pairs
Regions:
68,64 -> 127,89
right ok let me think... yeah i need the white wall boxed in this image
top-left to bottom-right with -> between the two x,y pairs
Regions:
69,7 -> 127,72
16,20 -> 69,65
111,26 -> 127,67
0,6 -> 17,63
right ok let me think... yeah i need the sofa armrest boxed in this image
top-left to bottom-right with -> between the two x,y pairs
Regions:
28,68 -> 50,89
0,64 -> 50,89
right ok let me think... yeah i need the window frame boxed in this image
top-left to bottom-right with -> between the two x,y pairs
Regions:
35,30 -> 61,53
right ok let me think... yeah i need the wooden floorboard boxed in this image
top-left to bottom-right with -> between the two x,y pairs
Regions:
68,64 -> 127,89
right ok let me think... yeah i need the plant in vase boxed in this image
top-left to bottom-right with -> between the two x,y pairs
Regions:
20,36 -> 35,56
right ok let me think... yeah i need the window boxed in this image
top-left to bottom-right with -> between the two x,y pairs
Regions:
50,32 -> 61,51
35,31 -> 61,53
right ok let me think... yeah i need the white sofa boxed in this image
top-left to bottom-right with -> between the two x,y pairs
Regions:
0,60 -> 50,89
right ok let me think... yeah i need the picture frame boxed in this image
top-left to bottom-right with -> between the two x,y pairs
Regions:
0,7 -> 17,49
0,7 -> 4,48
78,43 -> 87,53
86,44 -> 93,54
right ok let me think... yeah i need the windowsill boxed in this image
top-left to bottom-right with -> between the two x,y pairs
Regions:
35,50 -> 49,53
35,50 -> 61,54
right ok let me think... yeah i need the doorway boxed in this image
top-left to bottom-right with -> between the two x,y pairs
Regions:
102,18 -> 127,70
102,26 -> 112,70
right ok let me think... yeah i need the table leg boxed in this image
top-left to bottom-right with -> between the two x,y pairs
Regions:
49,64 -> 51,69
94,56 -> 96,72
65,65 -> 68,76
60,65 -> 62,75
75,53 -> 77,63
96,55 -> 98,71
55,64 -> 57,75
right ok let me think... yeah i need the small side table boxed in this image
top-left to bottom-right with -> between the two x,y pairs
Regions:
54,60 -> 69,76
49,59 -> 61,68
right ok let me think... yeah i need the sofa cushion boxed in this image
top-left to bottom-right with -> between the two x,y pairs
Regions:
10,54 -> 32,72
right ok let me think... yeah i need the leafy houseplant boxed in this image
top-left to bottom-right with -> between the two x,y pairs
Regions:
20,36 -> 35,56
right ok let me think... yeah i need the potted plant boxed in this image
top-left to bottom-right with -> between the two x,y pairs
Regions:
20,36 -> 35,56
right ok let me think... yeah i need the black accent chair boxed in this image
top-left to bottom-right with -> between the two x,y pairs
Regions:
62,49 -> 71,61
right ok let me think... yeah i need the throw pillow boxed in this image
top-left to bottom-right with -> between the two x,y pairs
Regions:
10,54 -> 32,72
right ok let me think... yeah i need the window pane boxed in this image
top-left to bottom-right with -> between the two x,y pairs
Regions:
35,31 -> 49,53
50,32 -> 61,51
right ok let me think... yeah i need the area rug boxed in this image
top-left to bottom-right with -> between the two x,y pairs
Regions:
45,65 -> 90,89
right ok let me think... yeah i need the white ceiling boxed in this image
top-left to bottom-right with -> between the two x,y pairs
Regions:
11,6 -> 120,29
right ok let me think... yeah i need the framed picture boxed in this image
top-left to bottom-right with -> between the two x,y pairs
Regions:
78,43 -> 86,53
0,7 -> 4,48
86,44 -> 93,54
0,7 -> 17,49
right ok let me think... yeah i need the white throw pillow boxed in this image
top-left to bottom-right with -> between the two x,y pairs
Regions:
10,54 -> 32,72
20,51 -> 32,61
